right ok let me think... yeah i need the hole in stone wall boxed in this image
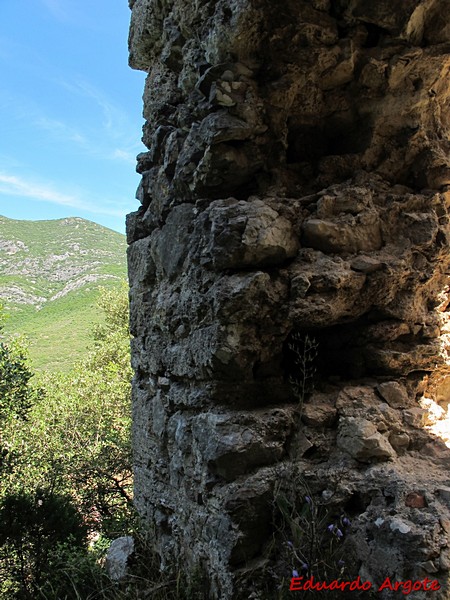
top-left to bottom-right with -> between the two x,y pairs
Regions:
326,116 -> 373,156
286,115 -> 373,165
282,315 -> 435,396
283,324 -> 367,389
384,494 -> 395,506
303,445 -> 319,459
330,0 -> 350,18
361,22 -> 388,48
344,492 -> 371,516
282,330 -> 319,397
223,6 -> 233,21
225,139 -> 247,150
412,78 -> 423,92
436,230 -> 447,248
198,62 -> 211,76
286,123 -> 327,164
253,353 -> 283,380
233,179 -> 261,200
315,325 -> 367,380
337,24 -> 351,39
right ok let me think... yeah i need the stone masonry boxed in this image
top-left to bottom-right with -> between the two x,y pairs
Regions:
127,1 -> 450,597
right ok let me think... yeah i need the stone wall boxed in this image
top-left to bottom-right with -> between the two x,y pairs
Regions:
127,1 -> 450,597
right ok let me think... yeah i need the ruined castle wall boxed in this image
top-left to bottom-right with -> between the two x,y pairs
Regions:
127,1 -> 450,597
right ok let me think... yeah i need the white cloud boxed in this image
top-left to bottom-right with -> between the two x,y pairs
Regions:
35,117 -> 88,145
60,79 -> 128,135
35,115 -> 138,166
0,173 -> 79,207
0,172 -> 124,217
111,149 -> 136,164
35,80 -> 142,163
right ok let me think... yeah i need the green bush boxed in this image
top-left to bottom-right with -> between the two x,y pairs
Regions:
0,337 -> 35,422
0,287 -> 133,598
0,488 -> 87,599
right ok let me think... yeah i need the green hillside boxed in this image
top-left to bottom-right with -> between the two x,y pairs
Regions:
0,215 -> 127,371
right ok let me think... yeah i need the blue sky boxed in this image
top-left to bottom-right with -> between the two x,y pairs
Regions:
0,0 -> 146,233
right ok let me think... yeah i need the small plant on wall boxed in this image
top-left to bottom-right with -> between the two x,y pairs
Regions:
269,470 -> 373,600
286,331 -> 319,411
274,483 -> 349,580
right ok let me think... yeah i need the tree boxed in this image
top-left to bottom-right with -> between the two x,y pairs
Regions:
0,308 -> 37,474
0,488 -> 87,599
0,286 -> 133,598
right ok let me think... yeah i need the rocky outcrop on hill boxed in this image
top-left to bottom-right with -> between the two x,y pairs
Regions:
127,1 -> 450,597
0,216 -> 126,310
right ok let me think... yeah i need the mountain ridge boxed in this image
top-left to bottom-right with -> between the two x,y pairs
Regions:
0,215 -> 127,371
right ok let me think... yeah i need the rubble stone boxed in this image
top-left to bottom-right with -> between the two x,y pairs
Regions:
337,417 -> 397,462
106,537 -> 135,581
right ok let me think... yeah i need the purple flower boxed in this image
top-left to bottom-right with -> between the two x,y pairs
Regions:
301,562 -> 309,571
327,524 -> 335,532
292,569 -> 299,578
342,517 -> 351,527
305,495 -> 312,505
287,540 -> 294,548
337,559 -> 345,567
336,528 -> 343,538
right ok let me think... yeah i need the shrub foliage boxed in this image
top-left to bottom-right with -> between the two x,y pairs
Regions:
0,286 -> 132,598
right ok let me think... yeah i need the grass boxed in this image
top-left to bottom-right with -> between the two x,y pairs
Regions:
6,289 -> 108,371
